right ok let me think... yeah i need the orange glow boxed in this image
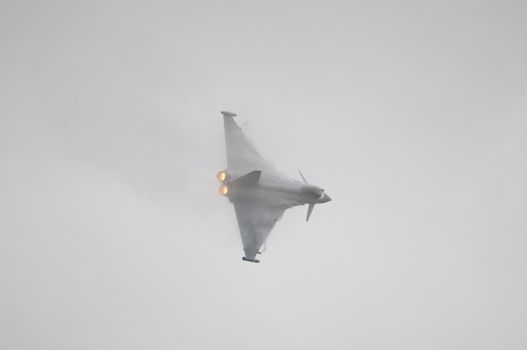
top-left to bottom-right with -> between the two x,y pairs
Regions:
216,170 -> 227,182
219,185 -> 229,196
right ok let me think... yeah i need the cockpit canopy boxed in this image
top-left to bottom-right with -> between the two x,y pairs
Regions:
301,185 -> 324,198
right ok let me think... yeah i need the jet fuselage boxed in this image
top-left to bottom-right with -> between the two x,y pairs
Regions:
219,171 -> 331,208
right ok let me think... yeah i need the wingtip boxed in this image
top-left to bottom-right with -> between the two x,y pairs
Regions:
221,111 -> 237,117
242,257 -> 260,263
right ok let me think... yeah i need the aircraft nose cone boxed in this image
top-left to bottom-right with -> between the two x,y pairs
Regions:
322,193 -> 332,203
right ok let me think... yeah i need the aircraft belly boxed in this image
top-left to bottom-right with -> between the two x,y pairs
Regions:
229,184 -> 304,208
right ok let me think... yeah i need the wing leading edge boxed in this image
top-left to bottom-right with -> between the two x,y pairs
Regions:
222,112 -> 275,176
233,199 -> 285,262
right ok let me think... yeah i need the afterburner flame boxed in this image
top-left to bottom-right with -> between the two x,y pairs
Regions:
217,170 -> 227,182
219,184 -> 229,196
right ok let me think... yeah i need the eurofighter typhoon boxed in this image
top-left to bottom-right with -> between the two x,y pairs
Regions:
217,111 -> 331,263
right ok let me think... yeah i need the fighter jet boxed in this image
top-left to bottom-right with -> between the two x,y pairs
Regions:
217,111 -> 331,263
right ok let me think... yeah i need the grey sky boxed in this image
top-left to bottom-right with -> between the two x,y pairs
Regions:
1,1 -> 526,349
